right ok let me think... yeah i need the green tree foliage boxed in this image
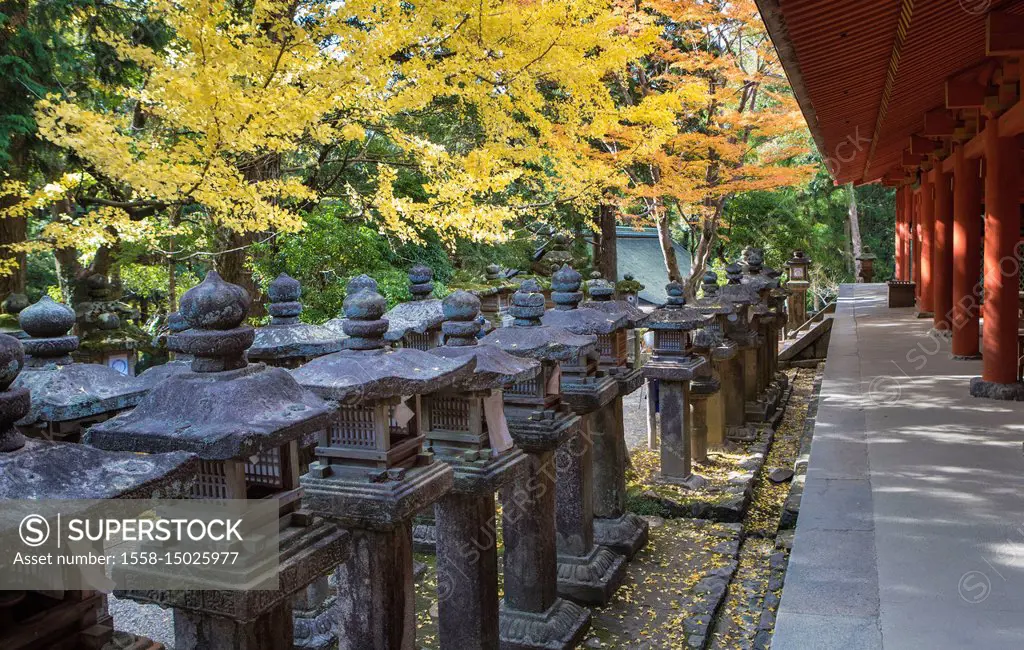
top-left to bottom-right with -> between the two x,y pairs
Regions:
721,165 -> 895,301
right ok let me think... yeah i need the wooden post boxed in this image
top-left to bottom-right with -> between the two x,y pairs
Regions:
980,121 -> 1021,385
919,173 -> 935,315
913,188 -> 922,294
952,145 -> 983,358
933,167 -> 954,331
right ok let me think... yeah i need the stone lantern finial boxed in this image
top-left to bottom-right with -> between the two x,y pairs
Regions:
0,334 -> 29,451
485,264 -> 502,281
701,271 -> 720,297
170,271 -> 253,373
442,290 -> 482,347
20,295 -> 78,364
341,276 -> 388,350
267,272 -> 302,325
665,281 -> 686,308
551,264 -> 583,310
408,264 -> 434,301
510,279 -> 545,327
726,263 -> 744,285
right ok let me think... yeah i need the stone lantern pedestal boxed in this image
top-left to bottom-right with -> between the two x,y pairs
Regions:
582,273 -> 650,557
423,290 -> 541,648
541,266 -> 628,604
86,272 -> 350,650
481,279 -> 594,650
293,275 -> 476,650
642,283 -> 710,486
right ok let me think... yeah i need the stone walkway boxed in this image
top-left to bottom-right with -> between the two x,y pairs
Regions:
774,283 -> 1024,649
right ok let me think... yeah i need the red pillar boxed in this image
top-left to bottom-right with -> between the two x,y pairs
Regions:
919,175 -> 935,314
981,122 -> 1020,385
895,187 -> 906,280
909,187 -> 917,280
913,189 -> 922,293
903,185 -> 914,280
952,144 -> 982,358
933,167 -> 954,330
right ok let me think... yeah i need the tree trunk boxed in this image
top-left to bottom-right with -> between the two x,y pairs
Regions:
657,207 -> 682,284
684,201 -> 723,301
598,203 -> 618,280
0,135 -> 29,298
217,230 -> 262,316
847,183 -> 862,280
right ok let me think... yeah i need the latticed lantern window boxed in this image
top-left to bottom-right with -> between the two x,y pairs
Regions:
654,330 -> 690,355
597,330 -> 628,369
317,396 -> 425,470
422,389 -> 492,459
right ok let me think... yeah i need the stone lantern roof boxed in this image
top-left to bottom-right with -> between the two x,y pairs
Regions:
581,272 -> 649,328
692,271 -> 738,316
382,264 -> 445,344
292,275 -> 475,403
248,273 -> 346,363
428,290 -> 540,391
85,271 -> 336,460
0,332 -> 197,499
480,278 -> 597,364
646,282 -> 715,332
718,263 -> 761,306
541,265 -> 627,335
13,295 -> 146,427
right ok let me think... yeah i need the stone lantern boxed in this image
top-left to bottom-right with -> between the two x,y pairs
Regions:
73,273 -> 149,375
13,296 -> 146,442
714,266 -> 762,436
686,327 -> 721,463
383,264 -> 445,350
85,272 -> 350,650
739,249 -> 783,422
473,263 -> 516,327
480,279 -> 594,650
642,282 -> 711,486
419,290 -> 540,648
0,332 -> 199,650
248,273 -> 346,368
615,273 -> 644,307
578,272 -> 652,557
785,250 -> 812,330
0,292 -> 28,339
291,275 -> 475,650
857,245 -> 878,283
692,272 -> 742,448
539,265 -> 628,603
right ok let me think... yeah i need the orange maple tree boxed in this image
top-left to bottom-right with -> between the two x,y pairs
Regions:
607,0 -> 814,296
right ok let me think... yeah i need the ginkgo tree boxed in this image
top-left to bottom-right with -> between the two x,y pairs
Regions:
2,0 -> 661,305
607,0 -> 815,297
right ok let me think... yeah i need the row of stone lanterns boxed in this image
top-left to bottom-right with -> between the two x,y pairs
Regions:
1,245 -> 789,650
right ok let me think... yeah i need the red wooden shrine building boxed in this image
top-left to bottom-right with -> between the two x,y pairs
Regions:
758,0 -> 1024,398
